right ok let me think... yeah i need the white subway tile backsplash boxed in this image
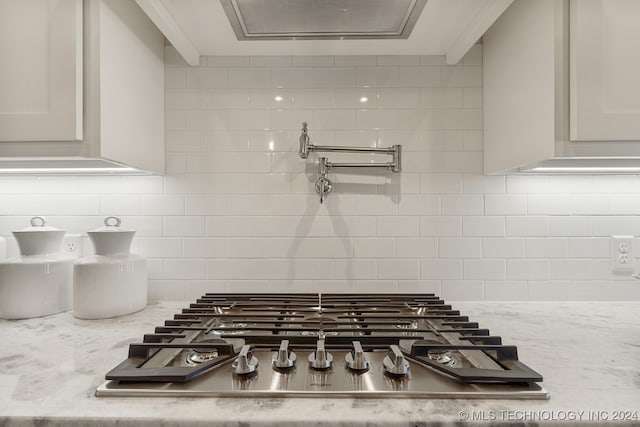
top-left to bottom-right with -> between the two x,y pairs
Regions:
165,90 -> 207,109
206,90 -> 251,109
206,56 -> 250,67
462,131 -> 483,152
484,281 -> 528,300
528,281 -> 572,301
378,259 -> 419,280
356,67 -> 398,87
165,67 -> 186,89
506,259 -> 549,280
229,110 -> 271,130
378,88 -> 420,109
398,67 -> 441,87
335,259 -> 378,279
185,110 -> 229,130
525,237 -> 568,259
1,50 -> 634,301
527,194 -> 572,215
505,216 -> 548,237
397,195 -> 440,215
506,175 -> 550,193
228,67 -> 271,88
420,259 -> 463,279
183,238 -> 225,258
419,174 -> 463,194
250,90 -> 292,109
463,216 -> 505,237
356,110 -> 398,130
335,56 -> 377,67
292,90 -> 334,109
419,88 -> 464,109
184,195 -> 227,215
186,68 -> 228,88
377,216 -> 419,237
271,68 -> 314,88
395,238 -> 438,258
312,110 -> 357,130
549,259 -> 595,280
420,216 -> 462,237
548,216 -> 592,237
570,194 -> 614,215
377,56 -> 420,66
314,68 -> 355,88
164,175 -> 207,194
292,56 -> 334,67
567,237 -> 609,258
353,238 -> 396,259
271,110 -> 312,131
463,259 -> 505,280
164,259 -> 206,279
137,238 -> 183,258
442,195 -> 483,215
250,56 -> 292,67
441,280 -> 484,300
141,195 -> 185,215
166,131 -> 204,152
482,238 -> 525,258
164,216 -> 205,237
485,194 -> 527,216
442,66 -> 482,87
100,195 -> 143,215
591,216 -> 640,236
463,88 -> 482,108
439,238 -> 481,258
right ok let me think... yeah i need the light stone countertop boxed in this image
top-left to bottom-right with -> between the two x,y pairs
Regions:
1,301 -> 639,426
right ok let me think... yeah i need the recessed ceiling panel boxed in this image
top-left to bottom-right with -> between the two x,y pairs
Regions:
220,0 -> 427,40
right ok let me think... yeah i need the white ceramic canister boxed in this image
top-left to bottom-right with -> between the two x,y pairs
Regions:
73,216 -> 147,319
0,217 -> 73,319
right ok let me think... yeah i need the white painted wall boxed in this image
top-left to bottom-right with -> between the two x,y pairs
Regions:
1,46 -> 640,301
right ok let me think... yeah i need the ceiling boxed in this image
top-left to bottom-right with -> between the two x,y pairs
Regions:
135,0 -> 513,65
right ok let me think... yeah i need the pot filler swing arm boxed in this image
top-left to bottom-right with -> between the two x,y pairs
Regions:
298,122 -> 402,203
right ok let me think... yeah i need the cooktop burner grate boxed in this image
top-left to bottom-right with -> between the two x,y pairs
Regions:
97,293 -> 548,399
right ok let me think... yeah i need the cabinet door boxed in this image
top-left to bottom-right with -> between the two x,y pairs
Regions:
0,0 -> 82,141
571,0 -> 640,141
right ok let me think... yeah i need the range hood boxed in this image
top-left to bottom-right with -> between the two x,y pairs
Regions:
135,0 -> 514,65
220,0 -> 427,40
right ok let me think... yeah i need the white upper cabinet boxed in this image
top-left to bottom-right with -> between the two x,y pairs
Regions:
0,0 -> 82,141
483,0 -> 640,174
570,0 -> 640,141
0,0 -> 165,174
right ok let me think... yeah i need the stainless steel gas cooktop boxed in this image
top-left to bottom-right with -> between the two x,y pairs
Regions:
97,293 -> 548,399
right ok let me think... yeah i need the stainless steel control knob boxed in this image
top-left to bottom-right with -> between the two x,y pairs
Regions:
232,344 -> 259,375
383,345 -> 410,376
345,341 -> 370,372
272,339 -> 297,370
308,339 -> 333,370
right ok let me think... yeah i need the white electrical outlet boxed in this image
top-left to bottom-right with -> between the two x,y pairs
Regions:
62,234 -> 83,259
611,235 -> 634,272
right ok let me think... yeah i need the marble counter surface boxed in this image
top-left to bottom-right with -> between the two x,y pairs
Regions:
1,301 -> 639,426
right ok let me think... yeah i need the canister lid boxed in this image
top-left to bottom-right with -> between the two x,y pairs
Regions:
17,216 -> 64,232
90,216 -> 135,233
